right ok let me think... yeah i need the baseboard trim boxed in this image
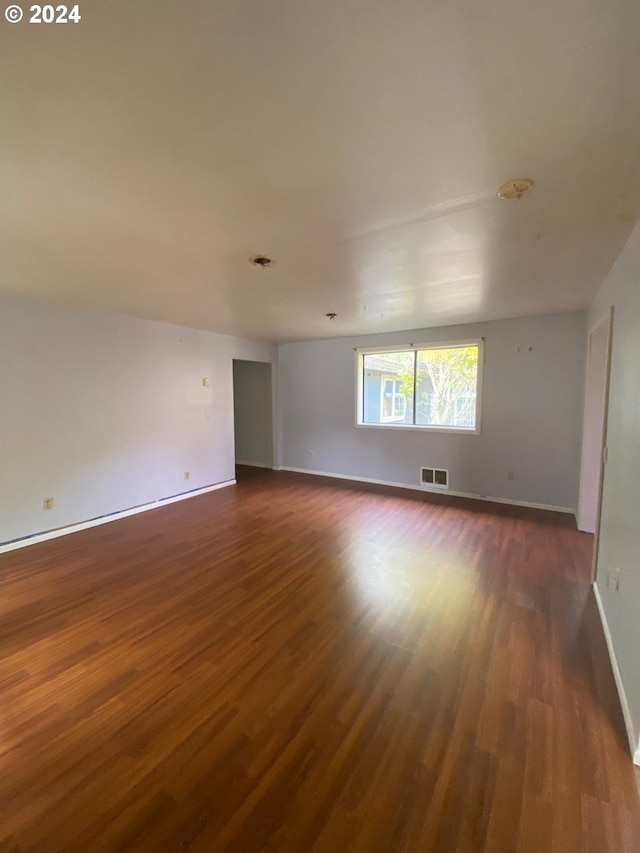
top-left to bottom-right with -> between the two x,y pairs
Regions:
593,582 -> 638,762
0,480 -> 236,554
277,466 -> 576,515
235,460 -> 273,469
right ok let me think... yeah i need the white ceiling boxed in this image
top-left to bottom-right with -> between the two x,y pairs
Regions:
1,0 -> 638,342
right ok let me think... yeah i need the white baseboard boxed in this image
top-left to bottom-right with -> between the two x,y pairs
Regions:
0,480 -> 236,554
277,466 -> 576,515
593,583 -> 638,762
235,459 -> 272,469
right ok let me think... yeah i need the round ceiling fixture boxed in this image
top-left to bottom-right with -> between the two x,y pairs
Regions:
497,178 -> 535,200
249,254 -> 274,268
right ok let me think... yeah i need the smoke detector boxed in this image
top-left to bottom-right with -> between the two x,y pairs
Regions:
249,255 -> 274,269
497,179 -> 535,200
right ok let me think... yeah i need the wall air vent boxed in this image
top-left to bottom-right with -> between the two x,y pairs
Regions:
420,467 -> 449,489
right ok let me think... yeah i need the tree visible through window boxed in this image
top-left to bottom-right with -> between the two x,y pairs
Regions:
360,342 -> 481,430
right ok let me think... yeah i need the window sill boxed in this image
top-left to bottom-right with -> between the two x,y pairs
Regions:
355,422 -> 480,436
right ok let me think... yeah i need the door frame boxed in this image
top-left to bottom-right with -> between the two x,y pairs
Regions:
577,308 -> 613,582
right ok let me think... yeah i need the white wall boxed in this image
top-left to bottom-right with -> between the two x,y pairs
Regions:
278,312 -> 586,510
588,223 -> 640,753
233,360 -> 274,467
0,295 -> 276,543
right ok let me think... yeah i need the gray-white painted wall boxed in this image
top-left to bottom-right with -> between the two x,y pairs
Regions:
233,360 -> 273,467
278,312 -> 586,510
0,295 -> 276,543
588,223 -> 640,753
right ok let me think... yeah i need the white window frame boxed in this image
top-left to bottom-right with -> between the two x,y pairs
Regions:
355,338 -> 484,434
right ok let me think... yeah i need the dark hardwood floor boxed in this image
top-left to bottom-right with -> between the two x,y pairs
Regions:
2,470 -> 639,852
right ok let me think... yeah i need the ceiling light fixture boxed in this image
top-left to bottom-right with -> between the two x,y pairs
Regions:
249,254 -> 274,268
497,178 -> 535,200
326,313 -> 337,320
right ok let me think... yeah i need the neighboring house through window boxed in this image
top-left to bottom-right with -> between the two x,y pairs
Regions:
361,353 -> 413,425
381,377 -> 406,422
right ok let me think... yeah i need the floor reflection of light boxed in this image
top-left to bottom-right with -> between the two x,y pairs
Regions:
345,532 -> 478,623
352,547 -> 418,609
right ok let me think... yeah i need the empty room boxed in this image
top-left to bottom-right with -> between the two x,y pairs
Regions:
1,1 -> 639,851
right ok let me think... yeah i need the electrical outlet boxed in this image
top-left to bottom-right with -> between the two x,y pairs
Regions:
43,497 -> 55,510
507,470 -> 514,481
184,471 -> 190,480
309,450 -> 315,457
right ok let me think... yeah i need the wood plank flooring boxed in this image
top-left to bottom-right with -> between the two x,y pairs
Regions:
1,470 -> 639,852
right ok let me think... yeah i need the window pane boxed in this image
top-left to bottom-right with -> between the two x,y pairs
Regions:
362,352 -> 414,424
415,345 -> 478,428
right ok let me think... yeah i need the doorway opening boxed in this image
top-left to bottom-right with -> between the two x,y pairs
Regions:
232,360 -> 273,475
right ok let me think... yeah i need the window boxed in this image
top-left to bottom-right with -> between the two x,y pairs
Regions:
381,378 -> 407,422
357,340 -> 483,433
